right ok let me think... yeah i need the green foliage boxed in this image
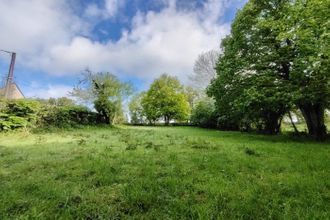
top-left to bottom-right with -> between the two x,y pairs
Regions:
0,99 -> 40,130
190,98 -> 216,128
208,0 -> 329,137
184,86 -> 200,110
6,99 -> 40,119
39,105 -> 97,128
48,97 -> 75,106
94,97 -> 117,124
129,92 -> 145,124
0,98 -> 99,131
142,74 -> 190,125
0,113 -> 28,130
71,70 -> 132,125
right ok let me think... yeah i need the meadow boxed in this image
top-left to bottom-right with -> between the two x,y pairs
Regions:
0,126 -> 329,219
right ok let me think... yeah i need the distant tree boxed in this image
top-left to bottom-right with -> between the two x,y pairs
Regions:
70,70 -> 132,125
190,98 -> 216,128
142,74 -> 190,125
184,86 -> 199,110
48,97 -> 74,107
190,50 -> 220,89
129,92 -> 145,124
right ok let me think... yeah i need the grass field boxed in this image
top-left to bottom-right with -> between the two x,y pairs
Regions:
0,126 -> 329,219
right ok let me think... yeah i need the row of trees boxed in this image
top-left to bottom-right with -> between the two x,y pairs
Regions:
206,0 -> 329,139
3,0 -> 327,140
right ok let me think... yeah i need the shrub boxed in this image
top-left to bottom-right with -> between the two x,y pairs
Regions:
38,105 -> 98,128
190,99 -> 217,128
0,99 -> 40,130
0,98 -> 103,131
0,113 -> 28,130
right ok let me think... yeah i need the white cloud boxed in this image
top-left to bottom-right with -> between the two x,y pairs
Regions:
105,0 -> 122,17
24,82 -> 72,99
0,0 -> 87,60
85,3 -> 104,17
0,0 -> 243,84
84,0 -> 123,19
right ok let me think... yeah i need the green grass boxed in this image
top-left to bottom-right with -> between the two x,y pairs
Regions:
0,126 -> 329,219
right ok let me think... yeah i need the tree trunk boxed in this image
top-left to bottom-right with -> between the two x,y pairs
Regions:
299,103 -> 326,140
164,116 -> 170,126
263,113 -> 282,135
288,111 -> 299,134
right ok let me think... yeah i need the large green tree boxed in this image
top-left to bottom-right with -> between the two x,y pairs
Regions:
142,74 -> 190,125
278,0 -> 329,139
71,70 -> 131,125
209,0 -> 329,137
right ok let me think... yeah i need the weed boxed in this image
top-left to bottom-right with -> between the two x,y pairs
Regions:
244,147 -> 259,156
126,143 -> 137,150
35,135 -> 47,144
77,139 -> 87,146
187,138 -> 215,150
145,141 -> 154,149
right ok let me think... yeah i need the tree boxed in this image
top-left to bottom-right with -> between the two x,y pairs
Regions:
208,2 -> 292,134
70,70 -> 132,125
48,97 -> 75,107
190,50 -> 220,89
190,98 -> 216,128
184,86 -> 199,111
142,74 -> 190,125
208,0 -> 329,137
129,92 -> 145,124
278,0 -> 329,139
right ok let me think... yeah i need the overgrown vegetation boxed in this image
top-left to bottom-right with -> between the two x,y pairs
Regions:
70,70 -> 132,125
0,98 -> 97,131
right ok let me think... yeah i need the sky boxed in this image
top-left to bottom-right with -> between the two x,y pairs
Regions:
0,0 -> 247,99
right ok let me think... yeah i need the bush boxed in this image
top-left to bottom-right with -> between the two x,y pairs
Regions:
38,105 -> 98,128
0,98 -> 99,131
190,99 -> 217,128
0,113 -> 28,130
0,99 -> 40,130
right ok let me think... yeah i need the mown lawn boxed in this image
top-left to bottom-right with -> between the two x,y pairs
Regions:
0,126 -> 329,219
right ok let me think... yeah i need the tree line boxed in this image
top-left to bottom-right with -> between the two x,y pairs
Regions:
129,0 -> 329,140
0,0 -> 328,140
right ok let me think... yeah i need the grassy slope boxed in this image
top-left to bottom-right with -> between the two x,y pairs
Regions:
0,126 -> 329,219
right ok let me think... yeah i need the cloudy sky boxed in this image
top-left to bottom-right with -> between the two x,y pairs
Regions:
0,0 -> 247,99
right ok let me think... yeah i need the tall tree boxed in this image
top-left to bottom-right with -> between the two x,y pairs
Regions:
184,86 -> 199,110
209,1 -> 291,134
209,0 -> 329,137
142,74 -> 190,125
190,50 -> 220,89
278,0 -> 329,139
70,70 -> 132,125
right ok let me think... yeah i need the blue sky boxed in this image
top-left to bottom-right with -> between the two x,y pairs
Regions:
0,0 -> 247,99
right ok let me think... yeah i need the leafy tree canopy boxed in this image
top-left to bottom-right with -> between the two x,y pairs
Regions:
142,74 -> 190,125
71,69 -> 132,125
208,0 -> 329,138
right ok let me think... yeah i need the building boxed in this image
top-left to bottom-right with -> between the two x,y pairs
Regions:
0,83 -> 24,99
